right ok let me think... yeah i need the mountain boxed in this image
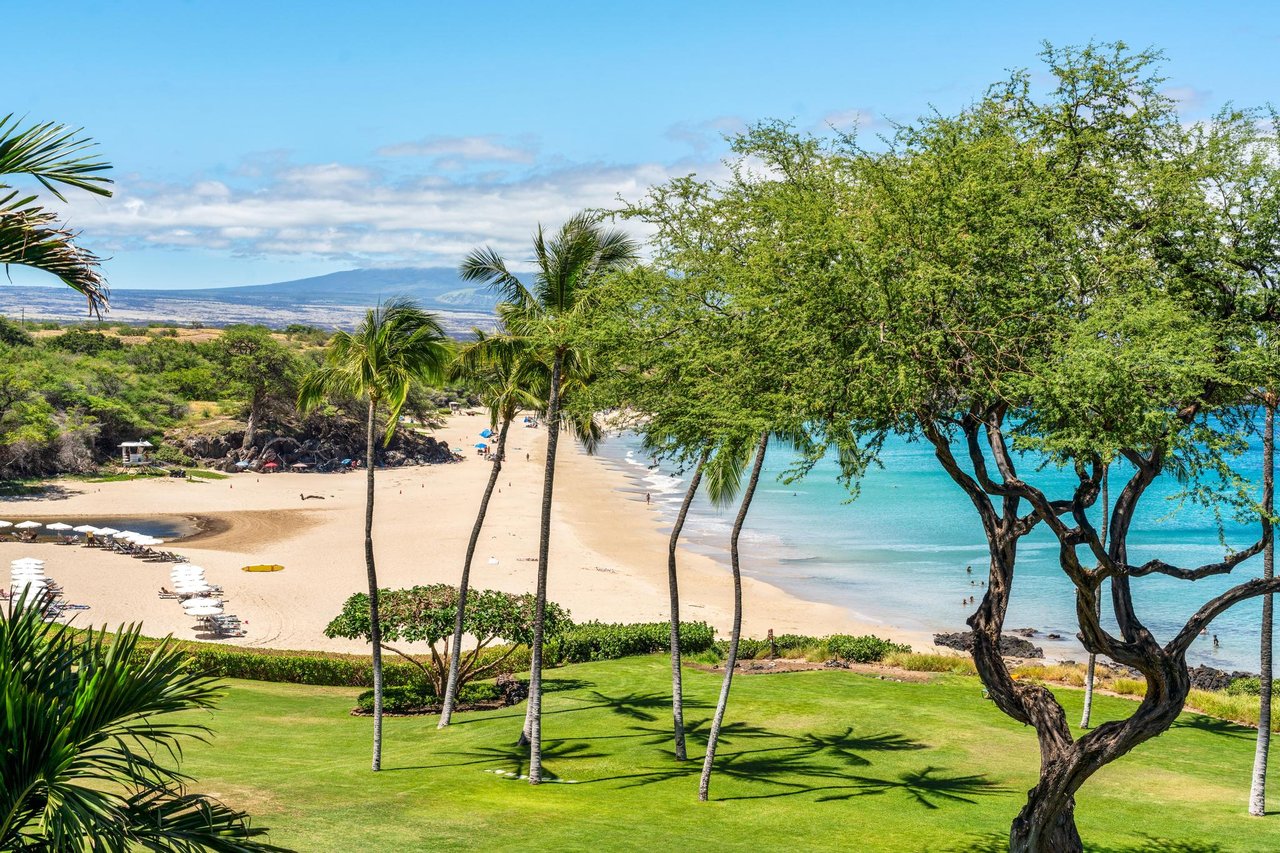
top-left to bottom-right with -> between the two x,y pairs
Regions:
0,267 -> 501,336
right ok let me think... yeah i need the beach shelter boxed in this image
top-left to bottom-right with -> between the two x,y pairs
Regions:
0,521 -> 11,529
185,605 -> 224,617
234,460 -> 251,468
95,527 -> 120,537
480,428 -> 493,438
72,525 -> 99,534
263,461 -> 279,470
45,522 -> 72,532
474,443 -> 488,449
181,595 -> 222,608
14,521 -> 42,530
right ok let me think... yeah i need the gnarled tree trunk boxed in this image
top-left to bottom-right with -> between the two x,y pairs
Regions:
699,431 -> 768,801
668,449 -> 708,761
1081,466 -> 1108,730
440,415 -> 512,728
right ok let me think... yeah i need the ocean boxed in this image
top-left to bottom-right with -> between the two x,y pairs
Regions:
594,431 -> 1274,672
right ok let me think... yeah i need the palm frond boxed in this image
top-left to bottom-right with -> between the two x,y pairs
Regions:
0,114 -> 113,201
0,200 -> 108,313
703,436 -> 754,507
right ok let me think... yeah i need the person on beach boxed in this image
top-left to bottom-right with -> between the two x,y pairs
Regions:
1213,634 -> 1220,648
646,492 -> 651,505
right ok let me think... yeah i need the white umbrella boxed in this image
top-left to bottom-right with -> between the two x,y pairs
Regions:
115,531 -> 143,541
171,569 -> 206,579
185,605 -> 224,617
12,557 -> 44,564
14,521 -> 42,530
0,521 -> 11,529
95,527 -> 120,536
45,522 -> 72,532
181,596 -> 222,609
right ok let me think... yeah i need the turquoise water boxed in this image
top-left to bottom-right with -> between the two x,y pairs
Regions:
596,432 -> 1273,672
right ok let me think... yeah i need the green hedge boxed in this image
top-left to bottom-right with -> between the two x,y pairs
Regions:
721,633 -> 911,664
355,681 -> 505,713
546,621 -> 716,664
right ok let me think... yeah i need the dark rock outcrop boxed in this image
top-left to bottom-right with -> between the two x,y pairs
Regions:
933,631 -> 1044,659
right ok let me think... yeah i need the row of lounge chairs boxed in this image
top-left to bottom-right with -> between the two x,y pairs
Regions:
86,537 -> 188,563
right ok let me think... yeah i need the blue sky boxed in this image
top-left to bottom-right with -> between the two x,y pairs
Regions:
9,0 -> 1279,289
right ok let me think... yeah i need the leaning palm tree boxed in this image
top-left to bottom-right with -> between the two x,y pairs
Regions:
298,298 -> 450,771
438,325 -> 544,727
460,212 -> 638,783
0,114 -> 112,313
698,431 -> 769,801
0,593 -> 285,851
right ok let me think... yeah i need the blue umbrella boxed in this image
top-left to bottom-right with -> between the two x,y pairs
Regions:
474,443 -> 488,449
234,460 -> 251,468
479,429 -> 493,438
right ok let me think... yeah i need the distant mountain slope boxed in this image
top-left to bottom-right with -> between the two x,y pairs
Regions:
0,268 -> 501,335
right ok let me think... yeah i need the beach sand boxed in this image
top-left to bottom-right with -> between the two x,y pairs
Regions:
2,413 -> 930,654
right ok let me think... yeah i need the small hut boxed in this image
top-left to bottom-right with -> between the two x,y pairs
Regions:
119,440 -> 154,466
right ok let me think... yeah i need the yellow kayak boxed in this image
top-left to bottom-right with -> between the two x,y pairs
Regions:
242,564 -> 284,572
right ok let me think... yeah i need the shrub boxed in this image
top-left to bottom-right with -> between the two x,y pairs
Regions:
546,621 -> 715,664
1111,677 -> 1147,696
1187,688 -> 1280,731
1225,677 -> 1279,697
825,634 -> 911,663
884,651 -> 978,675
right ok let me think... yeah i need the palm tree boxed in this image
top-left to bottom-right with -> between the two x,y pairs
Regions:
699,430 -> 769,801
460,211 -> 638,783
662,444 -> 710,761
0,114 -> 112,312
438,325 -> 543,727
1251,395 -> 1275,816
0,594 -> 284,851
298,298 -> 450,770
1080,464 -> 1109,730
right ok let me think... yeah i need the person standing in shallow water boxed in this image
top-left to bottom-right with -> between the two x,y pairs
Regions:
645,492 -> 651,505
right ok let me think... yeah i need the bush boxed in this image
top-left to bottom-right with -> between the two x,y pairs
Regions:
883,651 -> 978,674
1225,677 -> 1279,697
825,634 -> 911,663
546,621 -> 715,664
1112,677 -> 1147,696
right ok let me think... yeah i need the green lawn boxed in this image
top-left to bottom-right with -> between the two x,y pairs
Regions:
180,658 -> 1279,852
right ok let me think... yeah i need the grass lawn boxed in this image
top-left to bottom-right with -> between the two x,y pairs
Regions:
179,657 -> 1279,852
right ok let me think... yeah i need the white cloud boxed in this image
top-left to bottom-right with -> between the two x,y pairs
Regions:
1163,85 -> 1212,114
63,153 -> 725,271
377,134 -> 536,163
820,108 -> 879,132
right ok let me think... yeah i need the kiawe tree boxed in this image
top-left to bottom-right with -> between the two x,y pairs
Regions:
298,298 -> 450,771
459,212 -> 638,784
213,325 -> 302,450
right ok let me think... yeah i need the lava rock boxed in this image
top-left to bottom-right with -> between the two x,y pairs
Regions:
933,631 -> 1044,659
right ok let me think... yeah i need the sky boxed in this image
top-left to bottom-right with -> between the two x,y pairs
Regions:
8,0 -> 1280,290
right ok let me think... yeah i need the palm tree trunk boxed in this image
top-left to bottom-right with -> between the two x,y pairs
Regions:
364,398 -> 384,772
699,431 -> 769,801
1251,398 -> 1274,816
527,351 -> 564,784
440,414 -> 512,728
668,449 -> 708,761
1081,464 -> 1109,730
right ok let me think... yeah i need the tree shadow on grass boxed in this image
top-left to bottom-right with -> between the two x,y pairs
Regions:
945,833 -> 1225,852
1169,714 -> 1255,741
385,737 -> 606,777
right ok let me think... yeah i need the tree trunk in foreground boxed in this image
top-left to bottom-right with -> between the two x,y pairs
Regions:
699,432 -> 769,801
526,351 -> 563,784
364,398 -> 384,771
668,450 -> 708,761
1081,467 -> 1108,730
1252,400 -> 1275,816
440,415 -> 512,728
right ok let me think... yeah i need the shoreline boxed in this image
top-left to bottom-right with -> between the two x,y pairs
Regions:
1,413 -> 934,655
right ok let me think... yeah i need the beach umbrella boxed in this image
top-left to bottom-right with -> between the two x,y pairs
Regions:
263,461 -> 279,469
185,605 -> 224,617
72,525 -> 99,534
479,428 -> 493,438
474,443 -> 488,449
115,530 -> 143,540
12,556 -> 44,564
45,522 -> 72,532
181,596 -> 222,609
95,527 -> 120,536
14,521 -> 42,530
0,521 -> 11,529
234,460 -> 251,468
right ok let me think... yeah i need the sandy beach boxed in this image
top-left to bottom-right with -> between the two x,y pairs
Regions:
1,413 -> 930,654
